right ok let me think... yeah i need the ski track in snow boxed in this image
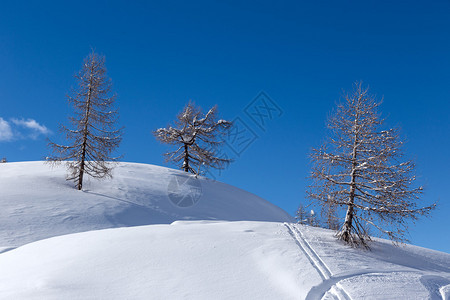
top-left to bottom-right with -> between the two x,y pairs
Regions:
284,223 -> 351,300
285,223 -> 450,300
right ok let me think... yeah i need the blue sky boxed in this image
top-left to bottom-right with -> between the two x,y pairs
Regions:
1,0 -> 449,252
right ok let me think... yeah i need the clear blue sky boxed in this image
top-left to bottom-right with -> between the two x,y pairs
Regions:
1,0 -> 449,253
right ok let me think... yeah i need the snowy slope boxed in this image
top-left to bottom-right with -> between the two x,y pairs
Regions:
0,222 -> 448,300
0,222 -> 314,299
0,162 -> 449,299
0,161 -> 292,247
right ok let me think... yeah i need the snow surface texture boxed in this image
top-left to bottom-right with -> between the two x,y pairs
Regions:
0,162 -> 449,299
0,161 -> 292,247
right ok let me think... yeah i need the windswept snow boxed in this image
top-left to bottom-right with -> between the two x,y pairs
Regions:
0,161 -> 449,299
0,161 -> 292,247
0,222 -> 448,300
0,222 -> 319,299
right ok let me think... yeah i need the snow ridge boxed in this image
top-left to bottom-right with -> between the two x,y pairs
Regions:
0,161 -> 292,247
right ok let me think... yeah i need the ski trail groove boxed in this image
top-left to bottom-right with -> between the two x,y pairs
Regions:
284,223 -> 351,300
291,224 -> 332,279
284,223 -> 326,280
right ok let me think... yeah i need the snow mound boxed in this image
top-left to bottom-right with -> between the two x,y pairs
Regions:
0,222 -> 309,299
1,161 -> 449,299
0,222 -> 448,299
0,161 -> 292,247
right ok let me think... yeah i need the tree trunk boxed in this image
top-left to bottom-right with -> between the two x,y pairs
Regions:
77,163 -> 84,190
77,72 -> 94,190
183,144 -> 189,172
341,194 -> 354,241
340,117 -> 359,242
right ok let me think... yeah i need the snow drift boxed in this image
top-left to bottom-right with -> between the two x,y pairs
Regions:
0,222 -> 448,299
0,161 -> 449,299
0,161 -> 292,247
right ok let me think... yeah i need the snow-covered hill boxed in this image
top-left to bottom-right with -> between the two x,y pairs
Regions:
0,161 -> 292,247
0,162 -> 449,299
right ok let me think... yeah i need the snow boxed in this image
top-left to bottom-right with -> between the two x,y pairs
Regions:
0,161 -> 292,247
0,222 -> 317,299
0,161 -> 449,299
299,225 -> 450,299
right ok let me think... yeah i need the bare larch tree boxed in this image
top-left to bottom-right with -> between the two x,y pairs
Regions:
308,82 -> 435,248
154,102 -> 232,175
47,51 -> 122,190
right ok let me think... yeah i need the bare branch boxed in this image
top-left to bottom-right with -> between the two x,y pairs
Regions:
154,102 -> 232,175
46,51 -> 123,190
308,82 -> 435,248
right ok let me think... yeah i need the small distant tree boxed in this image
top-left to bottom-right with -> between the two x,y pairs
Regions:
47,51 -> 123,190
307,209 -> 320,227
296,204 -> 320,227
321,195 -> 340,230
308,82 -> 435,248
154,102 -> 232,175
295,204 -> 309,225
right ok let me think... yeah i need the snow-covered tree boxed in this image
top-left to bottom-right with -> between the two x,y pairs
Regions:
295,204 -> 309,225
307,209 -> 320,227
296,205 -> 319,227
308,82 -> 435,248
47,51 -> 122,190
154,102 -> 232,175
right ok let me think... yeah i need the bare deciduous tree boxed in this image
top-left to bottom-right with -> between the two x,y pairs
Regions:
47,51 -> 123,190
154,102 -> 232,175
308,82 -> 435,248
